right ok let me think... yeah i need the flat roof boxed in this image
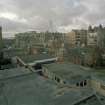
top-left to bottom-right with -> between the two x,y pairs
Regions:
91,69 -> 105,84
0,66 -> 103,105
19,54 -> 54,63
0,67 -> 31,80
0,68 -> 94,105
43,63 -> 90,84
74,94 -> 102,105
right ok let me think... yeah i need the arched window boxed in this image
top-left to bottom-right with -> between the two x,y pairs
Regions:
84,80 -> 87,86
80,81 -> 83,87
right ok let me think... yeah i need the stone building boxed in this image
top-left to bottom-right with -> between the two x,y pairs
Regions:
66,29 -> 87,47
0,63 -> 102,105
97,27 -> 105,49
87,32 -> 97,46
91,70 -> 105,97
87,25 -> 105,48
66,31 -> 76,47
74,29 -> 87,47
42,63 -> 90,87
15,31 -> 45,49
15,31 -> 65,57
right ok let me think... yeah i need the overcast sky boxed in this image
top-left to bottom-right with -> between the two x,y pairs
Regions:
0,0 -> 105,37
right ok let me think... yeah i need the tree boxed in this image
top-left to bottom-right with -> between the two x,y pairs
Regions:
92,46 -> 103,67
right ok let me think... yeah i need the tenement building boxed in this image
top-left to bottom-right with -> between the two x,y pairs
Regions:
87,25 -> 105,48
66,29 -> 87,47
15,31 -> 65,57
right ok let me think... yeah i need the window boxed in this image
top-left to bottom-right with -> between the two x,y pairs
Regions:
34,63 -> 42,70
100,98 -> 104,101
56,78 -> 60,83
84,80 -> 87,86
55,76 -> 57,80
101,84 -> 105,90
63,81 -> 66,84
80,82 -> 83,87
76,83 -> 79,87
55,76 -> 60,83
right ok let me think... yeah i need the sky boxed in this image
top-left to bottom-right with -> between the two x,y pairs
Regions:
0,0 -> 105,37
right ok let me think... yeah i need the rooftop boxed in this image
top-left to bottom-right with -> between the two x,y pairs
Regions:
74,94 -> 102,105
18,53 -> 54,63
0,66 -> 95,105
0,67 -> 32,80
43,63 -> 91,84
91,69 -> 105,84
